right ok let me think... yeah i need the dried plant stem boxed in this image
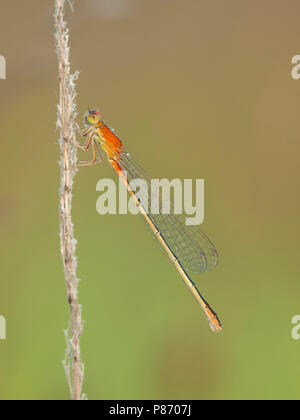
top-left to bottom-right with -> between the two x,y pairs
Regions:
54,0 -> 84,400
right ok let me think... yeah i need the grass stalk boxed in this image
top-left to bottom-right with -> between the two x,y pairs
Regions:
54,0 -> 84,400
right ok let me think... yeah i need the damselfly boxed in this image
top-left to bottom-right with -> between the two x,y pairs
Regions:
73,110 -> 222,332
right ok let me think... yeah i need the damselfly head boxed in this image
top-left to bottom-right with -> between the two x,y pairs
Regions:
84,109 -> 102,126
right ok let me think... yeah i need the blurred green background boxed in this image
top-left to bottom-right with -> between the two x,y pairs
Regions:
0,0 -> 300,400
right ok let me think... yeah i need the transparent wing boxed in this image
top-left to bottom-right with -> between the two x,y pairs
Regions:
119,152 -> 218,274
